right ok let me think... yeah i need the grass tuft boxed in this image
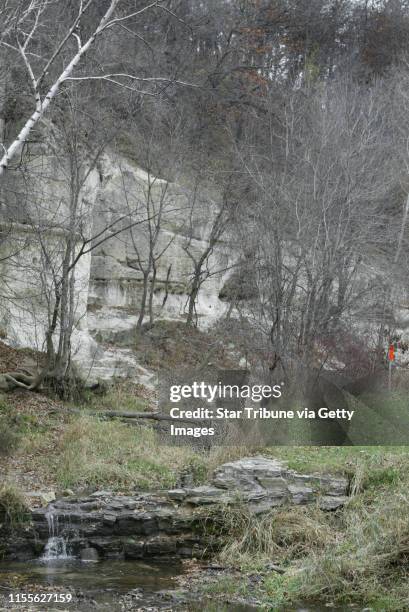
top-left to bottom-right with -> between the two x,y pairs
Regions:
54,416 -> 195,490
205,504 -> 335,571
199,442 -> 409,610
0,484 -> 29,530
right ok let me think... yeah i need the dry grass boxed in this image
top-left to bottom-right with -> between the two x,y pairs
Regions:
52,414 -> 261,492
0,382 -> 260,496
54,416 -> 197,491
198,445 -> 409,610
280,487 -> 409,610
200,480 -> 409,610
0,484 -> 29,529
205,504 -> 336,571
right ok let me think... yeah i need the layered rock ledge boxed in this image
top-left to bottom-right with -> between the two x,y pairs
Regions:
5,457 -> 348,561
168,456 -> 348,513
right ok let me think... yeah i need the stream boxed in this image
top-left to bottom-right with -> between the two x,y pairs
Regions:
1,505 -> 258,610
0,558 -> 259,611
0,558 -> 354,611
0,502 -> 351,611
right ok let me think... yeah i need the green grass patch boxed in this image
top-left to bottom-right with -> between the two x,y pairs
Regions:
0,484 -> 29,530
202,575 -> 250,600
265,445 -> 409,488
202,445 -> 409,610
54,416 -> 195,491
78,382 -> 151,413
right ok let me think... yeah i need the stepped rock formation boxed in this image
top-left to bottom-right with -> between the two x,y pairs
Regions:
3,457 -> 348,561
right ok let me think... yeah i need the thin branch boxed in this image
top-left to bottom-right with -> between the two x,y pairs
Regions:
66,73 -> 199,89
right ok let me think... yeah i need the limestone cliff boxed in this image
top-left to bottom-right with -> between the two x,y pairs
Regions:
0,147 -> 230,384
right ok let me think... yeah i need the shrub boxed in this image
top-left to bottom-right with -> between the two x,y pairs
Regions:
0,484 -> 29,530
0,399 -> 20,456
0,420 -> 19,456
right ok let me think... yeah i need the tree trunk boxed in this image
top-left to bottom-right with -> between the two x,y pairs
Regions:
0,0 -> 120,176
0,50 -> 8,144
137,271 -> 149,329
186,275 -> 200,326
148,265 -> 157,326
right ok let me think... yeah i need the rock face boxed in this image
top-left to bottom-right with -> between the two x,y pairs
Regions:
0,148 -> 229,383
4,457 -> 348,561
88,157 -> 229,330
169,456 -> 348,514
30,493 -> 205,561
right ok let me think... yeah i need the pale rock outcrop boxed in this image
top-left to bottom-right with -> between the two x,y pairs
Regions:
0,148 -> 230,383
169,456 -> 348,514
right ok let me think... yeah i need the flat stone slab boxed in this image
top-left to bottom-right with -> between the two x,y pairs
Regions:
7,456 -> 349,561
173,455 -> 348,512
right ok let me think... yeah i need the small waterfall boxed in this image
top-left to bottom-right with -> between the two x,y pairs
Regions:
41,509 -> 72,561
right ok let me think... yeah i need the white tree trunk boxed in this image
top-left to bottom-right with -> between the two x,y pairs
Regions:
0,0 -> 120,176
394,192 -> 409,264
0,49 -> 8,144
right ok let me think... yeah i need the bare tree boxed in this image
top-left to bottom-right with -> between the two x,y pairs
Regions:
234,76 -> 397,382
183,179 -> 235,327
125,174 -> 177,329
0,0 -> 193,176
0,94 -> 162,396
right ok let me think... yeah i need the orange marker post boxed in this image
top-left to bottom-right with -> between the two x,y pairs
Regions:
388,344 -> 395,392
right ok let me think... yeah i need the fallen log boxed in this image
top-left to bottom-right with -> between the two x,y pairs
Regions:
61,407 -> 205,424
267,563 -> 286,574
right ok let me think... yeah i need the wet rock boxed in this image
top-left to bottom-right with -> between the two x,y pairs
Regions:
27,492 -> 204,562
103,512 -> 117,524
123,538 -> 145,559
80,547 -> 99,561
80,501 -> 103,511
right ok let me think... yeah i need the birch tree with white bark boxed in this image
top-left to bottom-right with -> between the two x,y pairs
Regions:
0,0 -> 191,176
